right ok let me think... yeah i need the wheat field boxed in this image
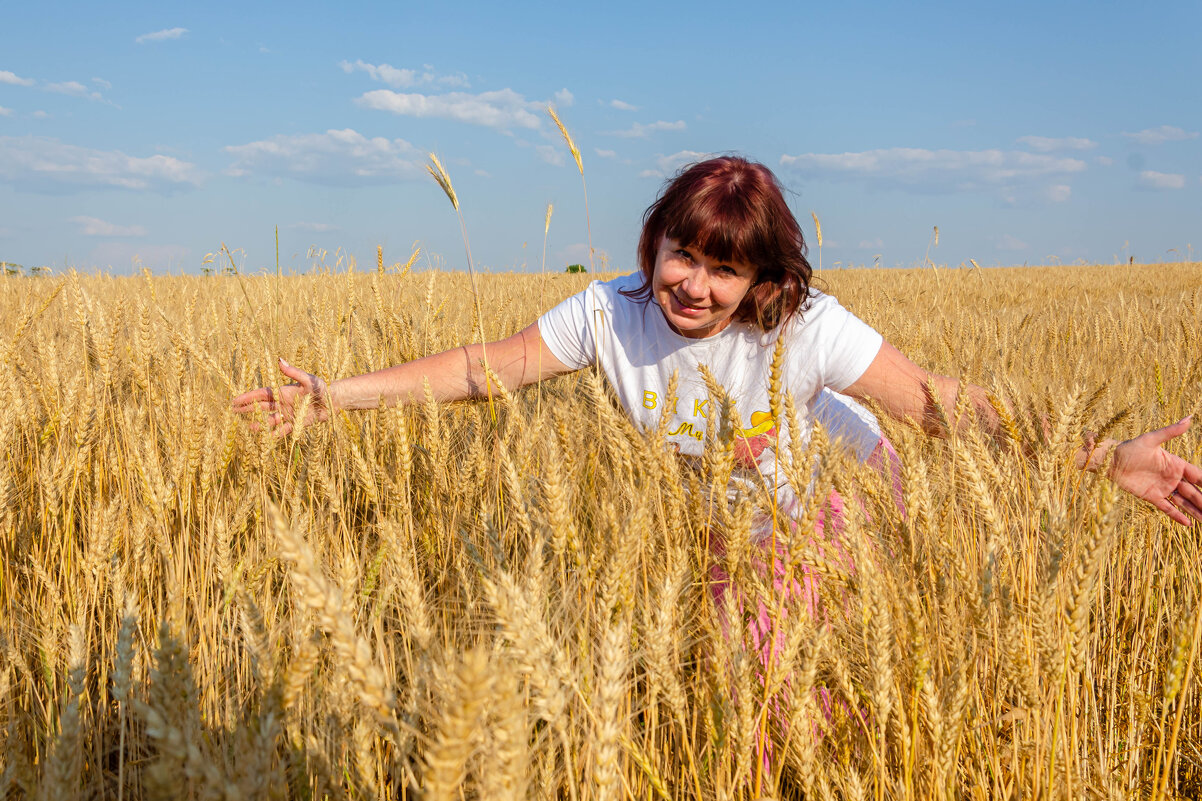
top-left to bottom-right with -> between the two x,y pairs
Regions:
0,262 -> 1200,799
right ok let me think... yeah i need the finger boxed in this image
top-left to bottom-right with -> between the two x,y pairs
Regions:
1154,497 -> 1192,527
1176,482 -> 1202,512
1181,460 -> 1202,485
1148,416 -> 1193,446
232,387 -> 273,409
278,357 -> 312,388
1171,492 -> 1202,525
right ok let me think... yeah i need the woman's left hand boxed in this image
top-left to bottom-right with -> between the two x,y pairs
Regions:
1107,417 -> 1202,526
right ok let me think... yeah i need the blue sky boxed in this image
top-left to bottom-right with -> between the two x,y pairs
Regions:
2,0 -> 1200,274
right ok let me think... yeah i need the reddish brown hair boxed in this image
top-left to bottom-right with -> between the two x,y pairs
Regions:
625,156 -> 812,331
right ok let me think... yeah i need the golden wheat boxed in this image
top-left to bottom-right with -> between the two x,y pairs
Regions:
0,261 -> 1199,798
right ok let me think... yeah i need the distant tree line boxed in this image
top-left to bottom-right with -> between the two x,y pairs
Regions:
1,262 -> 53,276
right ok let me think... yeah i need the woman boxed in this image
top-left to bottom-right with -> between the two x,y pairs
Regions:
232,156 -> 1202,528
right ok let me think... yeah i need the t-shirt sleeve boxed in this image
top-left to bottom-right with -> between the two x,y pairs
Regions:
806,293 -> 884,391
537,282 -> 599,370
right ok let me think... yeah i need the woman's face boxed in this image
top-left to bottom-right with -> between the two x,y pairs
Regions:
652,236 -> 757,338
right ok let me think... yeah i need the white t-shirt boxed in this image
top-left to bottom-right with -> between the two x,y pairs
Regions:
538,273 -> 884,505
813,389 -> 883,462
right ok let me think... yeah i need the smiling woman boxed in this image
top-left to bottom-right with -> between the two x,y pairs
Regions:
232,154 -> 1202,777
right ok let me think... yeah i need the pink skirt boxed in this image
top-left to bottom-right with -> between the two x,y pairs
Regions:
708,436 -> 905,772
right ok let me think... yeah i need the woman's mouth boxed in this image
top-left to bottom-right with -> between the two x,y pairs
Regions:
670,294 -> 707,316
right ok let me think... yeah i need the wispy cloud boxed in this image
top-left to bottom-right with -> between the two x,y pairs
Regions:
89,242 -> 188,272
639,150 -> 715,178
609,99 -> 638,111
92,77 -> 112,90
136,27 -> 188,44
0,136 -> 201,192
1017,135 -> 1096,152
992,234 -> 1028,251
1045,184 -> 1072,202
0,70 -> 35,87
1122,125 -> 1198,145
45,80 -> 107,102
535,145 -> 565,167
338,59 -> 468,88
356,88 -> 544,131
0,106 -> 12,117
224,128 -> 424,185
780,147 -> 1086,193
71,216 -> 148,237
1138,170 -> 1185,190
595,149 -> 617,159
607,120 -> 686,139
553,88 -> 574,107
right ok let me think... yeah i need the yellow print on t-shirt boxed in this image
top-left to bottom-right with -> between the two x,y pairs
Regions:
645,388 -> 775,446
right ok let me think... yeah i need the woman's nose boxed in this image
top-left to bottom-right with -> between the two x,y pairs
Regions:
681,267 -> 707,297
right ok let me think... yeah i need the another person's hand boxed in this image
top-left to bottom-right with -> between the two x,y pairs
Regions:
1105,417 -> 1202,526
231,358 -> 332,435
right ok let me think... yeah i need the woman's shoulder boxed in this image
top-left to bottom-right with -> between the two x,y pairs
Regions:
572,272 -> 647,309
779,288 -> 844,333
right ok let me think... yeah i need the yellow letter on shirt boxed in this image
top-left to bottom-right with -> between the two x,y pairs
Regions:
642,390 -> 657,410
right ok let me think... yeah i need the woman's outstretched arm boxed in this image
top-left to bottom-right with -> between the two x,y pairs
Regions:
844,341 -> 1202,526
231,322 -> 575,433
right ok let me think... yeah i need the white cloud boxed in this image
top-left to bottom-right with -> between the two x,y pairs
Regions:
609,99 -> 638,111
47,81 -> 89,96
92,77 -> 112,90
857,238 -> 885,249
71,216 -> 148,237
1095,156 -> 1114,166
0,70 -> 35,87
1138,170 -> 1185,190
31,110 -> 49,119
1123,125 -> 1198,145
606,120 -> 686,139
0,106 -> 12,117
45,80 -> 110,104
136,27 -> 188,44
595,149 -> 617,159
993,234 -> 1028,251
0,136 -> 201,192
356,88 -> 543,131
289,221 -> 339,232
640,150 -> 715,179
780,147 -> 1087,193
1045,184 -> 1072,202
224,128 -> 424,185
553,88 -> 574,107
338,59 -> 468,88
535,145 -> 565,167
1017,135 -> 1096,152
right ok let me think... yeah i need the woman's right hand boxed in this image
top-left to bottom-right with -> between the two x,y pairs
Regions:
232,358 -> 332,435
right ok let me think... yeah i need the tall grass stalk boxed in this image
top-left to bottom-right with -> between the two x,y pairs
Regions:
547,106 -> 594,273
426,152 -> 495,420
